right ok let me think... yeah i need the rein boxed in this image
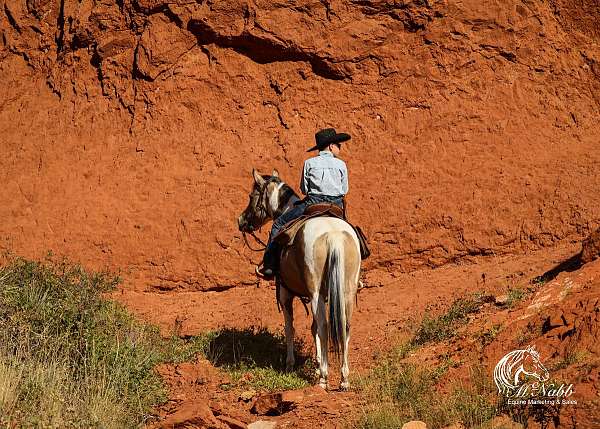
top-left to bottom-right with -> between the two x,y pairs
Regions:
242,230 -> 267,252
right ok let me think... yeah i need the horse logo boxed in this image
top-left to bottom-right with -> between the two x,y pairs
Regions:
493,345 -> 550,395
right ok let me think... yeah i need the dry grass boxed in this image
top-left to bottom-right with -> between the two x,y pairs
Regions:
0,256 -> 209,427
354,352 -> 499,429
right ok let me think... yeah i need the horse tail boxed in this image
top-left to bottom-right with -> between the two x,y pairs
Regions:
326,231 -> 348,357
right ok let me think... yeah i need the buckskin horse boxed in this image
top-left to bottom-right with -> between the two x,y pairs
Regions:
238,169 -> 361,390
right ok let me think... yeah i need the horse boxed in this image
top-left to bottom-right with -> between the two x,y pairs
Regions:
493,345 -> 550,395
237,169 -> 361,390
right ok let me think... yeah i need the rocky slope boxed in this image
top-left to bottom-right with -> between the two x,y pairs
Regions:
1,0 -> 600,291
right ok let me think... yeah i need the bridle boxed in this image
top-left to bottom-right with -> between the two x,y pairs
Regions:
241,178 -> 277,252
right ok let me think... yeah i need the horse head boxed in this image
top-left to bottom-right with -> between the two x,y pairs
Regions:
238,169 -> 282,232
522,345 -> 550,382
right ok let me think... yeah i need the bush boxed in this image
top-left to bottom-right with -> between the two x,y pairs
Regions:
0,256 -> 208,427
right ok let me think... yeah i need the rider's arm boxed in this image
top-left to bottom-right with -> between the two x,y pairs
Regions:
340,161 -> 349,195
300,161 -> 308,195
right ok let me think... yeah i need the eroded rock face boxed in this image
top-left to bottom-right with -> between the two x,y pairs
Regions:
1,0 -> 600,290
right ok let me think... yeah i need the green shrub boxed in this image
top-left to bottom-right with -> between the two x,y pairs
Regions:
505,287 -> 527,307
0,257 -> 207,428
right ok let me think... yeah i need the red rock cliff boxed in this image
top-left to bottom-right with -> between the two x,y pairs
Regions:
1,0 -> 600,290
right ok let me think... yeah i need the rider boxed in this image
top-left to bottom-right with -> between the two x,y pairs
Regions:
257,128 -> 350,279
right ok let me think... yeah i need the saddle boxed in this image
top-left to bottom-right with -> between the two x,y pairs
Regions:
273,203 -> 370,260
304,203 -> 344,218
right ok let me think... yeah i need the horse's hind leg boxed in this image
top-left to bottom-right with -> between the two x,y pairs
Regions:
280,287 -> 295,372
312,294 -> 328,389
340,331 -> 351,390
341,287 -> 356,390
311,318 -> 322,377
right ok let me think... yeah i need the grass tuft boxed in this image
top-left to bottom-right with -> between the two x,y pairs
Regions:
505,287 -> 530,308
551,350 -> 590,371
412,297 -> 482,345
476,324 -> 503,347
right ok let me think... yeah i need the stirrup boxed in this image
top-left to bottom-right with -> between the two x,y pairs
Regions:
255,265 -> 275,280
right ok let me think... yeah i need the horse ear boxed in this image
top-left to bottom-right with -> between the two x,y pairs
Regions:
271,169 -> 279,178
253,169 -> 265,186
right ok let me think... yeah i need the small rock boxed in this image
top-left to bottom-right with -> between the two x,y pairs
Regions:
217,415 -> 247,429
159,401 -> 224,428
300,385 -> 327,398
251,393 -> 290,415
251,393 -> 280,415
251,389 -> 305,415
280,389 -> 305,404
487,414 -> 523,428
495,294 -> 509,306
248,421 -> 277,429
543,312 -> 565,331
402,421 -> 427,429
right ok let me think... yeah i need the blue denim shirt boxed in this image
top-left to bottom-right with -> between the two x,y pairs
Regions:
300,151 -> 348,197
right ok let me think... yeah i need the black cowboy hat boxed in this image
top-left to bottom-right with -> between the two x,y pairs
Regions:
307,128 -> 351,152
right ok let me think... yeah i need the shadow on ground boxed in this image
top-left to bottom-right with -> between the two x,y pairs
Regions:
206,326 -> 313,373
533,253 -> 583,284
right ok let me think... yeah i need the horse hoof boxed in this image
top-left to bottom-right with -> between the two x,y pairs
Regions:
340,381 -> 350,391
319,380 -> 328,390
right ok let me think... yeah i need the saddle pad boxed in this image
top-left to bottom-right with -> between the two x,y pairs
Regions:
273,208 -> 345,247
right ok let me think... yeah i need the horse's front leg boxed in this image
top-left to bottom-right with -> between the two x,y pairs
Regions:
279,286 -> 295,372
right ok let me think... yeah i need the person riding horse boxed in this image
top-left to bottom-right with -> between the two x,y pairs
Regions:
238,141 -> 362,389
257,128 -> 351,279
